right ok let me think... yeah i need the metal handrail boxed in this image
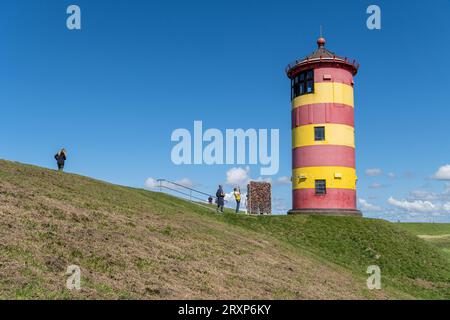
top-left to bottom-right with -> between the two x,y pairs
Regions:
285,56 -> 360,74
157,179 -> 212,198
156,179 -> 229,212
160,184 -> 211,204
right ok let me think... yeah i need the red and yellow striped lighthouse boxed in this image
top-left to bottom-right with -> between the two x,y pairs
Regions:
286,37 -> 361,216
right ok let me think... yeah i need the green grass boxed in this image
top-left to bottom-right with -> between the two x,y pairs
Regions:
0,159 -> 449,299
397,223 -> 450,236
397,223 -> 450,261
202,213 -> 450,299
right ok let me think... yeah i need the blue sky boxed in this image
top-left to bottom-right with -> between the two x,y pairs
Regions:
1,0 -> 450,221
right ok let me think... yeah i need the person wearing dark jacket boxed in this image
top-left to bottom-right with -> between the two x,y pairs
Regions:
216,185 -> 225,213
54,149 -> 67,171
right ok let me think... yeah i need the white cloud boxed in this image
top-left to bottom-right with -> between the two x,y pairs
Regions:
369,183 -> 385,189
224,191 -> 233,202
275,176 -> 291,185
358,198 -> 382,212
387,197 -> 437,213
409,190 -> 439,201
175,178 -> 194,188
255,176 -> 272,183
225,167 -> 286,188
409,184 -> 450,202
145,177 -> 159,189
226,166 -> 250,186
384,183 -> 450,219
387,172 -> 396,179
443,203 -> 450,212
365,168 -> 382,177
433,165 -> 450,180
444,183 -> 450,196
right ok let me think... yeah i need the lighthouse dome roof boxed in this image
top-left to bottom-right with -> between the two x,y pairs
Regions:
306,37 -> 336,59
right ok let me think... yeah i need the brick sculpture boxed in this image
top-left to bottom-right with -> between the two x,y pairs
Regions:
246,181 -> 272,215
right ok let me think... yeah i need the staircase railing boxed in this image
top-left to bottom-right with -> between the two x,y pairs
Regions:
156,179 -> 228,212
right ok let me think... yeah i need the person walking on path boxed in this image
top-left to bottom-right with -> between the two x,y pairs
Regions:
216,185 -> 225,213
54,148 -> 67,171
233,187 -> 241,213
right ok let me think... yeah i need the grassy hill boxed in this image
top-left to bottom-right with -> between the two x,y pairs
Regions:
0,160 -> 449,299
397,223 -> 450,259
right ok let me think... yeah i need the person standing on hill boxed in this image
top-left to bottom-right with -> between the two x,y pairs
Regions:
54,148 -> 67,171
233,187 -> 241,213
216,185 -> 225,213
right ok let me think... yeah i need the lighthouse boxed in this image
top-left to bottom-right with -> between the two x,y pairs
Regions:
286,37 -> 362,216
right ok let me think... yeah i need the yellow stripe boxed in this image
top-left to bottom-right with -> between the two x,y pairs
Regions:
292,166 -> 357,190
292,82 -> 354,108
292,124 -> 355,148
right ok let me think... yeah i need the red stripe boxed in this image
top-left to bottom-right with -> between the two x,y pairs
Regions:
314,68 -> 354,85
292,145 -> 355,168
293,188 -> 357,210
292,103 -> 354,128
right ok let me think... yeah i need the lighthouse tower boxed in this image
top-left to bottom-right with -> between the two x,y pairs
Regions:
286,37 -> 362,216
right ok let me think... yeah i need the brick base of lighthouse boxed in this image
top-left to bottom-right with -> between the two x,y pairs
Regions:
287,209 -> 362,216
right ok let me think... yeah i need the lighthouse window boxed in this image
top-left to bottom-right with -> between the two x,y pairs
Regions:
306,80 -> 314,93
291,69 -> 314,99
299,84 -> 305,95
315,180 -> 327,195
314,126 -> 325,141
